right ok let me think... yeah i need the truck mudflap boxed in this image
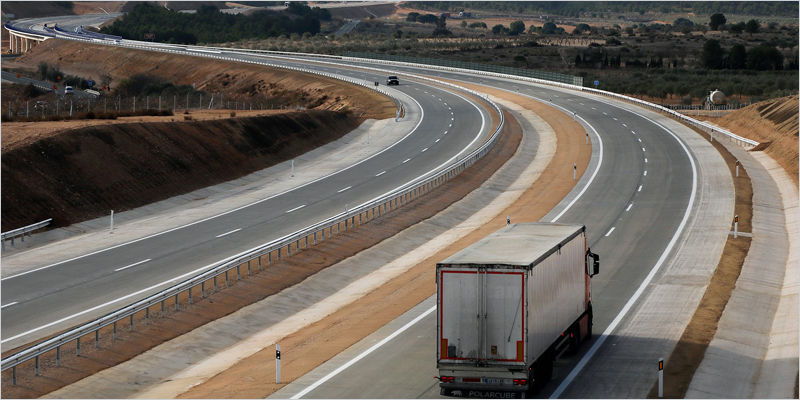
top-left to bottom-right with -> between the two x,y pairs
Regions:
441,387 -> 526,399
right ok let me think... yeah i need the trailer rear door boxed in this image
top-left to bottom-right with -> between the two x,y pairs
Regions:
439,266 -> 525,365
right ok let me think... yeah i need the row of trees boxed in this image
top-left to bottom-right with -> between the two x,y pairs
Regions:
406,1 -> 798,18
100,3 -> 326,44
702,40 -> 791,71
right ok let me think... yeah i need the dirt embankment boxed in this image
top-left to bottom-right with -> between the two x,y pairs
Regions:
700,95 -> 798,186
10,39 -> 396,118
1,110 -> 362,231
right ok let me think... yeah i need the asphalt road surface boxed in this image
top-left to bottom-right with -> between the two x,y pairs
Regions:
0,29 -> 495,349
261,59 -> 696,399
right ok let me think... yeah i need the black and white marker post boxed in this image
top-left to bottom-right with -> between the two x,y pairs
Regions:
734,215 -> 739,238
574,163 -> 577,180
276,344 -> 281,384
736,160 -> 740,177
658,357 -> 664,397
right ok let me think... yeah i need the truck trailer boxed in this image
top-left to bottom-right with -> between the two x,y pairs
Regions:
436,223 -> 599,398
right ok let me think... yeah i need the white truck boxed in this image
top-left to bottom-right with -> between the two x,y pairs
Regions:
436,223 -> 599,398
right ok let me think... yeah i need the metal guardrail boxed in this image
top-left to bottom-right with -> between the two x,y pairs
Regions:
1,219 -> 52,251
343,51 -> 584,86
0,28 -> 505,383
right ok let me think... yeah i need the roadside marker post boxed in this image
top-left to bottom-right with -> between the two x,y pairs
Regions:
734,215 -> 739,238
574,163 -> 577,180
276,344 -> 282,384
110,210 -> 114,234
736,160 -> 739,177
658,358 -> 664,397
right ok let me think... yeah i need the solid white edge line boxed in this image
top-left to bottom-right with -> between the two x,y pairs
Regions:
550,96 -> 698,400
605,227 -> 616,237
286,205 -> 306,213
1,302 -> 19,309
114,259 -> 152,272
215,228 -> 241,238
337,186 -> 352,193
291,305 -> 437,399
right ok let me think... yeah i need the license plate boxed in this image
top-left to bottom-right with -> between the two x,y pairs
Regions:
484,378 -> 504,384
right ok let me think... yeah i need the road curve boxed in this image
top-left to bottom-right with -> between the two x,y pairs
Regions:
1,31 -> 496,350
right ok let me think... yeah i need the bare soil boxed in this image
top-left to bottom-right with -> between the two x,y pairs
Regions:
696,95 -> 798,187
0,110 -> 364,231
8,39 -> 396,118
647,123 -> 754,399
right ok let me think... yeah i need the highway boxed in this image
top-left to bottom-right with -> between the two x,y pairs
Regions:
1,23 -> 496,349
1,71 -> 96,98
262,61 -> 698,399
7,16 -> 706,399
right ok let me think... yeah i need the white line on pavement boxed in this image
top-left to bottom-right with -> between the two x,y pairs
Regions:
638,185 -> 643,192
375,171 -> 386,177
605,227 -> 615,237
215,229 -> 241,238
292,306 -> 437,399
114,259 -> 152,272
286,205 -> 306,213
337,186 -> 351,193
422,148 -> 428,152
403,158 -> 410,163
1,302 -> 18,309
626,204 -> 633,211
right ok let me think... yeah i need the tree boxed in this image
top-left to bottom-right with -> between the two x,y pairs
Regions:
729,22 -> 745,33
745,19 -> 759,33
701,39 -> 725,69
491,24 -> 509,35
541,21 -> 558,34
460,20 -> 467,28
406,12 -> 419,22
432,15 -> 451,36
709,13 -> 726,30
509,20 -> 525,35
746,45 -> 784,70
728,44 -> 747,69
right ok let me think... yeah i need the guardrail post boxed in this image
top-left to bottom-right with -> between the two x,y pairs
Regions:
269,252 -> 272,265
259,257 -> 262,270
130,314 -> 134,331
201,282 -> 206,298
314,232 -> 317,245
175,294 -> 179,310
56,346 -> 61,366
77,337 -> 81,356
146,307 -> 150,323
189,286 -> 193,304
225,271 -> 229,286
161,300 -> 165,317
114,321 -> 118,339
247,260 -> 251,275
12,365 -> 16,385
237,265 -> 241,280
95,329 -> 100,347
278,248 -> 281,260
35,355 -> 40,375
288,243 -> 292,256
305,236 -> 309,248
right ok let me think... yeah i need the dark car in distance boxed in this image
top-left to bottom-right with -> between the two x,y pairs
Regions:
386,76 -> 399,85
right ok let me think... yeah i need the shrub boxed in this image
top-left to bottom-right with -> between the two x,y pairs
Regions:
230,111 -> 236,117
184,115 -> 193,121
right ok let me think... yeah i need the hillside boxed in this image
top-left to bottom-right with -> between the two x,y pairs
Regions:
1,110 -> 362,231
711,95 -> 798,186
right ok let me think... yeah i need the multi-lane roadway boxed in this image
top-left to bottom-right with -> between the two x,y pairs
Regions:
4,15 -> 708,399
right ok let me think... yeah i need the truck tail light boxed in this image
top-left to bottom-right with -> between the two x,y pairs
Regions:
513,379 -> 528,385
437,376 -> 454,383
